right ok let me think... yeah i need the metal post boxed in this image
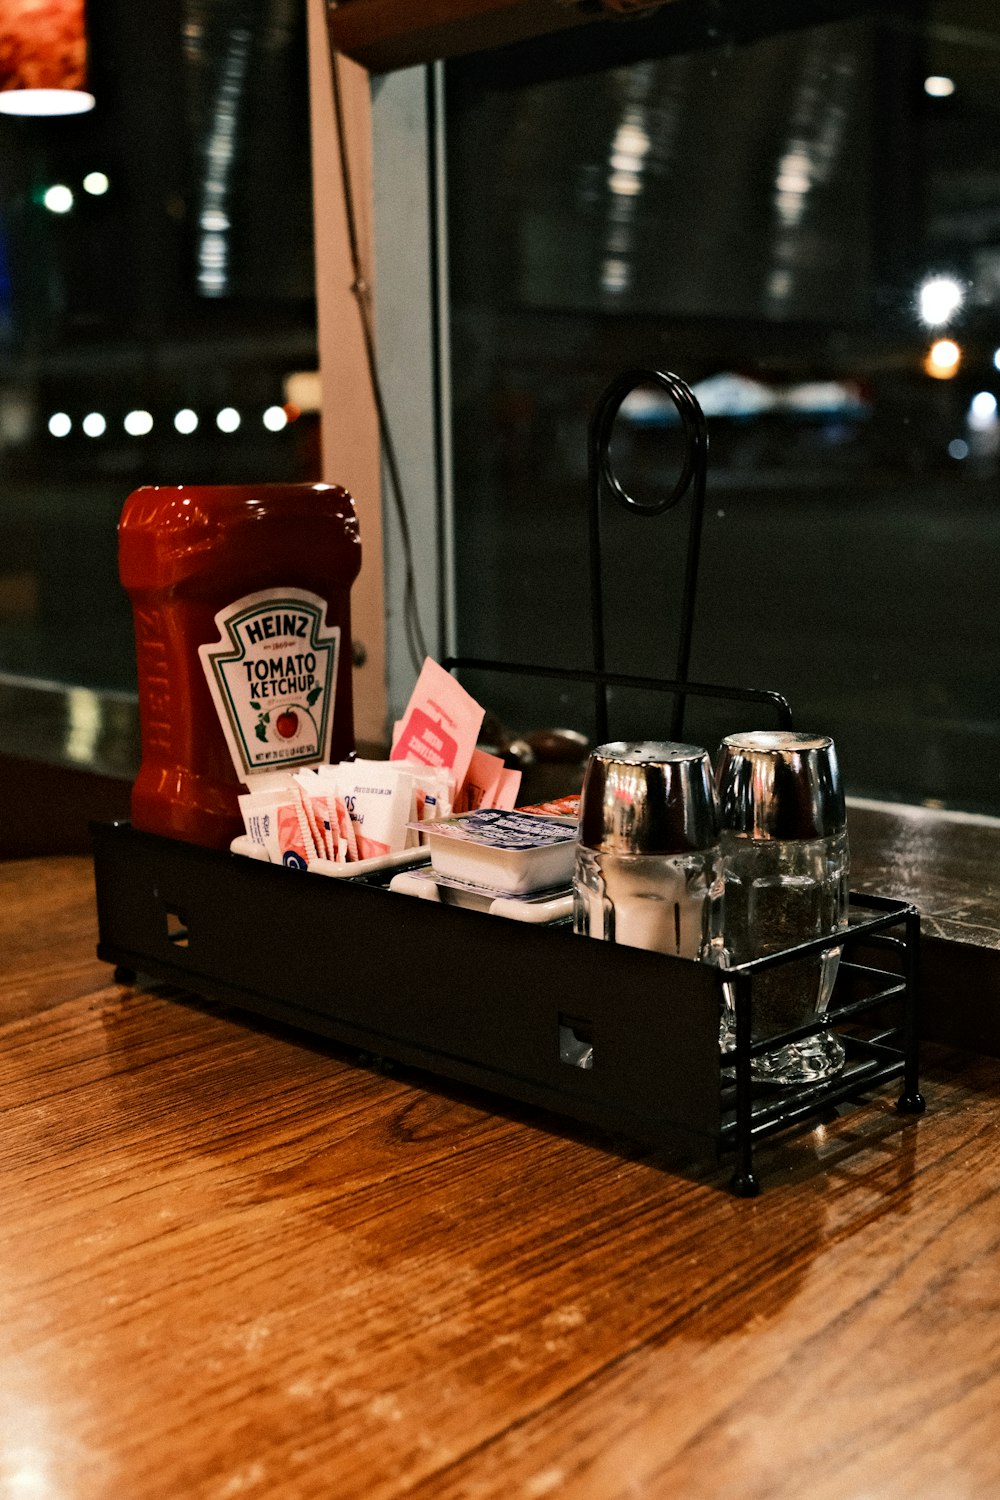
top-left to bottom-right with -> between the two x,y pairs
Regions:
730,971 -> 760,1196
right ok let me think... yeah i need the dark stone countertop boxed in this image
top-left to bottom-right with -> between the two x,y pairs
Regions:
848,797 -> 1000,951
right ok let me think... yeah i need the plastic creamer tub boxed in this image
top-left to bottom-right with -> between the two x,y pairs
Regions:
419,809 -> 578,895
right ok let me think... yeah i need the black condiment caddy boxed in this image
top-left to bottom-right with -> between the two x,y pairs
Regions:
93,821 -> 920,1196
92,368 -> 925,1194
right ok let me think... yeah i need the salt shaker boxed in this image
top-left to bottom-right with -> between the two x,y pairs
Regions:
715,731 -> 849,1084
573,741 -> 723,960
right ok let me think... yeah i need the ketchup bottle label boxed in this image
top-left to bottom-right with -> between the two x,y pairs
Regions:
198,587 -> 340,780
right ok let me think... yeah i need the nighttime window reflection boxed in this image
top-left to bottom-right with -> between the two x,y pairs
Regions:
0,0 -> 318,693
446,0 -> 1000,814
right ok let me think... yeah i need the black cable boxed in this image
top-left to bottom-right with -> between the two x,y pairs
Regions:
325,36 -> 430,672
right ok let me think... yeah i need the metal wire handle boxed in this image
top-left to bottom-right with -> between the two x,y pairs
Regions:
588,367 -> 709,742
444,367 -> 792,751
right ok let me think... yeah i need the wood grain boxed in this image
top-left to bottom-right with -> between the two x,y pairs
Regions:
1,857 -> 999,1499
1,855 -> 111,1018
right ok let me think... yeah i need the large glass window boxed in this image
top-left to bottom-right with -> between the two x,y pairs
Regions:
0,0 -> 318,695
444,1 -> 1000,814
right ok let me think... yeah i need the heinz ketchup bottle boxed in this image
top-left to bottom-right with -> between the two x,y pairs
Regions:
119,483 -> 362,849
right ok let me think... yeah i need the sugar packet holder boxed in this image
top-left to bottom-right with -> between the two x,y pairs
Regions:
230,833 -> 431,878
234,757 -> 452,871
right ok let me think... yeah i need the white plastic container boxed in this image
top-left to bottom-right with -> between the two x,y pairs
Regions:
388,867 -> 574,923
416,809 -> 578,895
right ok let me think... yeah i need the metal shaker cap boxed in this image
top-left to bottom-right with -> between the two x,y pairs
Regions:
578,741 -> 720,855
715,731 -> 845,840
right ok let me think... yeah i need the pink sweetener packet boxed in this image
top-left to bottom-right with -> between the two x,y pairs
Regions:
414,766 -> 454,821
319,793 -> 347,861
405,765 -> 455,845
317,795 -> 341,861
314,767 -> 358,861
276,801 -> 315,870
492,766 -> 522,809
390,657 -> 484,791
304,774 -> 352,864
239,786 -> 317,869
334,793 -> 357,862
408,779 -> 423,846
293,771 -> 331,860
456,747 -> 505,813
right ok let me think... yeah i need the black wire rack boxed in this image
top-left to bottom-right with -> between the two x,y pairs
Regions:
92,823 -> 921,1196
92,367 -> 924,1194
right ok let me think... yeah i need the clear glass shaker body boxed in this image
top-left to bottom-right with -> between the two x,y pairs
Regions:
720,828 -> 849,1082
573,845 -> 724,960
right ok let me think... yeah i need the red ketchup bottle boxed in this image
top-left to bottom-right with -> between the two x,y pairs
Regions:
119,483 -> 362,849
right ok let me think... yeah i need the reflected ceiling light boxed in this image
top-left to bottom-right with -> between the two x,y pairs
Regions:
262,405 -> 287,432
776,150 -> 811,195
608,118 -> 649,180
199,232 -> 226,267
693,372 -> 776,419
993,348 -> 1000,373
924,76 -> 955,98
600,258 -> 629,294
195,27 -> 251,300
216,406 -> 240,432
48,411 -> 71,437
43,184 -> 73,214
781,381 -> 867,416
969,391 -> 998,429
612,122 -> 650,158
774,148 -> 812,226
82,171 -> 109,195
619,387 -> 671,424
0,0 -> 95,116
947,438 -> 969,460
174,408 -> 198,434
124,409 -> 153,436
918,274 -> 964,328
66,685 -> 101,765
608,171 -> 643,197
924,339 -> 961,378
82,411 -> 106,436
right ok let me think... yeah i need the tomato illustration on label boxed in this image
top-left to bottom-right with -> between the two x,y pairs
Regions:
250,684 -> 323,744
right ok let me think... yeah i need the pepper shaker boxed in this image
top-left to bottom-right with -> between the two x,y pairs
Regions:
715,731 -> 849,1084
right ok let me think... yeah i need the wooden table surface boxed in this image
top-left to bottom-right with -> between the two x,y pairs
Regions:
2,856 -> 999,1500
